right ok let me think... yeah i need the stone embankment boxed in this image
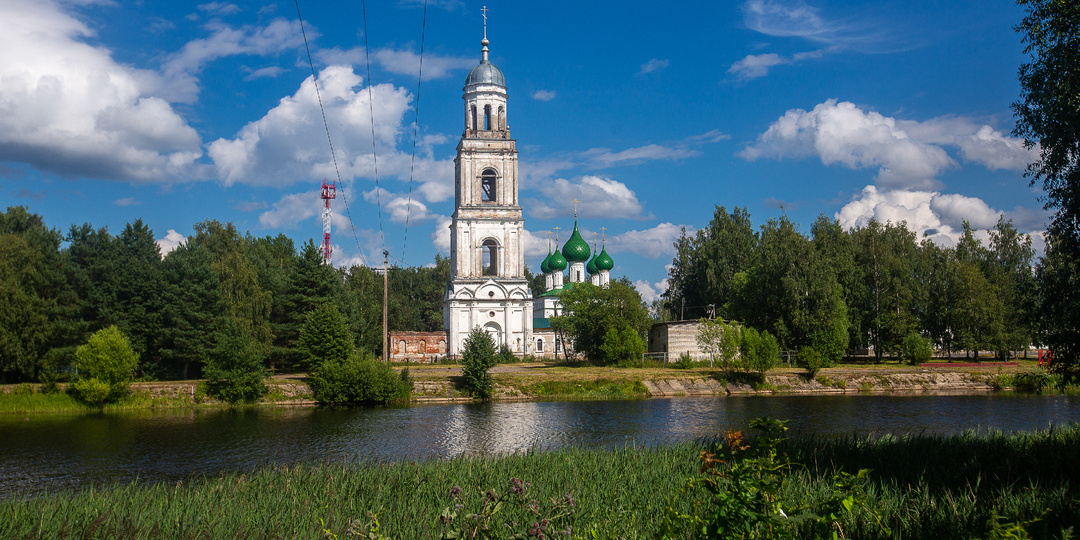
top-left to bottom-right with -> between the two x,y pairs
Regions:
641,370 -> 996,397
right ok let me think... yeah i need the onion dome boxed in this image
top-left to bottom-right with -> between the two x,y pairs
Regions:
548,249 -> 568,271
540,251 -> 552,274
595,247 -> 614,271
586,255 -> 598,275
561,222 -> 591,263
465,38 -> 506,87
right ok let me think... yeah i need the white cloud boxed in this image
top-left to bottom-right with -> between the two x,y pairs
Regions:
526,176 -> 648,220
316,47 -> 475,80
431,214 -> 452,253
197,2 -> 241,16
244,66 -> 285,80
234,200 -> 268,212
607,223 -> 690,258
741,0 -> 892,50
114,197 -> 141,206
639,59 -> 669,74
159,18 -> 306,103
582,144 -> 700,168
687,129 -> 732,144
728,49 -> 826,80
258,191 -> 321,229
835,185 -> 1047,248
0,0 -> 203,182
156,229 -> 186,256
740,100 -> 1032,190
531,90 -> 557,101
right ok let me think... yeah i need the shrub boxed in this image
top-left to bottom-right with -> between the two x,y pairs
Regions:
1014,370 -> 1052,393
461,327 -> 497,400
900,332 -> 934,365
70,326 -> 139,406
298,303 -> 355,370
672,352 -> 698,369
799,346 -> 826,377
309,352 -> 412,404
602,325 -> 646,367
739,327 -> 780,375
203,319 -> 268,404
496,344 -> 517,365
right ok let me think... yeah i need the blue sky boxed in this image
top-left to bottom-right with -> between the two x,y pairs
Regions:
0,0 -> 1045,304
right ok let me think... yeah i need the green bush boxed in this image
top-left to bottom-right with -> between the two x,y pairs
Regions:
461,327 -> 497,400
496,344 -> 517,364
70,326 -> 139,406
603,325 -> 646,367
298,303 -> 355,371
799,346 -> 826,377
900,332 -> 934,365
309,352 -> 412,404
1014,370 -> 1052,393
203,319 -> 268,404
740,327 -> 780,375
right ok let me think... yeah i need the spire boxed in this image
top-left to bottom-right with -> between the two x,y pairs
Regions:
481,6 -> 490,62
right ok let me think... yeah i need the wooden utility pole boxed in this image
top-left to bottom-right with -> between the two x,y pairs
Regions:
383,250 -> 389,362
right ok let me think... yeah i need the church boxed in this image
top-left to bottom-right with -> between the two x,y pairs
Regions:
390,21 -> 614,362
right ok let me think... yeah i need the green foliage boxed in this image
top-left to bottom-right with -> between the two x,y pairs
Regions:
158,242 -> 221,379
437,478 -> 576,540
202,318 -> 268,403
746,328 -> 780,375
70,325 -> 139,405
663,206 -> 757,320
798,346 -> 827,378
309,352 -> 412,404
299,303 -> 355,370
696,318 -> 743,370
461,327 -> 497,400
658,418 -> 885,540
900,332 -> 934,365
496,344 -> 517,365
550,279 -> 650,365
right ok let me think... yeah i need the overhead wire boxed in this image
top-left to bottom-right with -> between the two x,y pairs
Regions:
401,0 -> 429,261
294,0 -> 368,267
359,0 -> 385,253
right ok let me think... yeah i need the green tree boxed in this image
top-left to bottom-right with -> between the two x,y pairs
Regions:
663,206 -> 757,320
812,215 -> 863,352
71,326 -> 139,406
599,325 -> 646,366
1035,233 -> 1080,374
851,219 -> 918,360
309,352 -> 412,404
551,279 -> 651,364
278,239 -> 340,368
461,326 -> 497,400
740,327 -> 780,375
987,217 -> 1037,358
202,318 -> 268,403
158,242 -> 221,379
696,318 -> 742,370
914,239 -> 961,356
298,303 -> 355,370
248,233 -> 299,370
111,220 -> 164,376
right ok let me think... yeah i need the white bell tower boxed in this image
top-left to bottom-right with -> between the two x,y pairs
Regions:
444,14 -> 533,357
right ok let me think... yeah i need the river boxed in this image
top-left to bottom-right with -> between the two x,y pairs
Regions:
2,392 -> 1078,498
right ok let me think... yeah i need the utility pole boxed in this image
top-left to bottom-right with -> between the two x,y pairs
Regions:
383,250 -> 389,362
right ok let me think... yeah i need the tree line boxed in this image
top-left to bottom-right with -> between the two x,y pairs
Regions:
662,206 -> 1045,369
0,206 -> 449,383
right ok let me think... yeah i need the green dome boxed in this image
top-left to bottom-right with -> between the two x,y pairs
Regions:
586,255 -> 598,275
561,222 -> 591,263
548,249 -> 568,271
540,251 -> 552,274
595,247 -> 614,271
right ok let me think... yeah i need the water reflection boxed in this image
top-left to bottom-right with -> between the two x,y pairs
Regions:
2,393 -> 1078,498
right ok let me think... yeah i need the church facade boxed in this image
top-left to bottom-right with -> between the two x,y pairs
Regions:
443,32 -> 534,357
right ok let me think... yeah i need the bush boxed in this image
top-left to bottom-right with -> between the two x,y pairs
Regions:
740,327 -> 780,375
496,344 -> 517,365
203,319 -> 268,404
309,352 -> 412,404
70,326 -> 139,406
602,325 -> 646,367
461,327 -> 497,400
900,332 -> 934,365
799,346 -> 827,377
298,303 -> 354,370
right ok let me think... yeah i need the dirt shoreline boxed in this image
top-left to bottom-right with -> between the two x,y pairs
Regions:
2,362 -> 1027,409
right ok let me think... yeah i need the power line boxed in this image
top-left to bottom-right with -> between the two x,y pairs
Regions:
360,0 -> 385,253
401,0 -> 429,261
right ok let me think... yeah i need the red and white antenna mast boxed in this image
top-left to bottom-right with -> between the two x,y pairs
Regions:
320,179 -> 336,265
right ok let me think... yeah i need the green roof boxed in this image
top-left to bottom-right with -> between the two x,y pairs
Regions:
595,247 -> 614,271
561,222 -> 591,263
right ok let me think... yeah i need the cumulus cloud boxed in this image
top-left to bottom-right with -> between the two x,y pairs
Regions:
532,90 -> 557,101
316,47 -> 475,80
258,191 -> 321,229
525,176 -> 649,220
634,278 -> 670,304
835,185 -> 1048,248
156,229 -> 186,256
740,99 -> 1033,190
606,223 -> 690,258
0,0 -> 203,182
728,49 -> 826,80
208,65 -> 454,198
639,59 -> 670,74
431,214 -> 452,253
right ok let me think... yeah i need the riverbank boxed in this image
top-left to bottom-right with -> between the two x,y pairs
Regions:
2,423 -> 1076,539
0,360 -> 1060,414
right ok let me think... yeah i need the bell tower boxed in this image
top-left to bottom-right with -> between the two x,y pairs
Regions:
444,14 -> 533,357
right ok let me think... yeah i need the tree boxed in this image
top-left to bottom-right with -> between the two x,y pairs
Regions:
740,327 -> 780,375
202,318 -> 268,403
663,206 -> 757,320
298,303 -> 355,370
851,220 -> 918,360
71,326 -> 139,406
309,352 -> 412,404
461,326 -> 497,400
1014,0 -> 1080,372
1036,233 -> 1080,374
696,318 -> 742,370
550,279 -> 651,365
111,220 -> 164,376
158,242 -> 221,379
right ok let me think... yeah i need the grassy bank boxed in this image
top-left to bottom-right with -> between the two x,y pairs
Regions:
3,424 -> 1078,539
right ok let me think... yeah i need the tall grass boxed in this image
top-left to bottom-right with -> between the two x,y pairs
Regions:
3,425 -> 1078,539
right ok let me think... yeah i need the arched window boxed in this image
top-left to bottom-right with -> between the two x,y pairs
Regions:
484,104 -> 492,130
481,168 -> 497,202
471,105 -> 477,131
482,239 -> 498,275
498,106 -> 504,130
536,338 -> 544,352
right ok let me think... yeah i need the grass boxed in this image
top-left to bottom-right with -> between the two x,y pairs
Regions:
520,378 -> 649,398
3,424 -> 1079,539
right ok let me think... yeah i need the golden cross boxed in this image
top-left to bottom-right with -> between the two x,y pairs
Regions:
553,225 -> 561,243
481,6 -> 488,39
600,226 -> 607,244
546,230 -> 552,252
571,199 -> 579,218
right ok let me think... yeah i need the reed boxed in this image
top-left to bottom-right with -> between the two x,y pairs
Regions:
2,424 -> 1077,539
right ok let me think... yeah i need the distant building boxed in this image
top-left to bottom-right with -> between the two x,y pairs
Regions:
648,320 -> 709,362
387,331 -> 448,363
